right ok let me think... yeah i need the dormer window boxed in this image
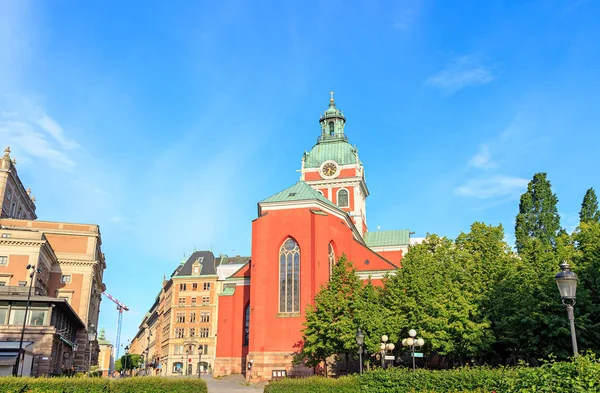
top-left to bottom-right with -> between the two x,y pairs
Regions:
328,121 -> 334,136
192,261 -> 202,276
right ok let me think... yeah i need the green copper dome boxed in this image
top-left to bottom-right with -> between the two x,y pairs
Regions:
304,141 -> 357,168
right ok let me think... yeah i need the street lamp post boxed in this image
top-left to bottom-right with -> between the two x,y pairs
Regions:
87,324 -> 97,376
555,261 -> 579,357
355,329 -> 365,374
124,345 -> 130,377
185,349 -> 190,376
144,324 -> 151,376
197,345 -> 202,378
379,335 -> 395,369
13,265 -> 42,377
402,329 -> 425,371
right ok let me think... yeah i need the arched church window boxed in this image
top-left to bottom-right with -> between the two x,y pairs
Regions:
337,189 -> 349,207
328,243 -> 335,279
279,238 -> 300,313
244,304 -> 250,346
329,121 -> 334,136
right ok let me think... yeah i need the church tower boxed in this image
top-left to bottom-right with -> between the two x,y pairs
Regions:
301,93 -> 369,234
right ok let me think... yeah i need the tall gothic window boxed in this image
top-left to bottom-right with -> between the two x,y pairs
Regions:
328,243 -> 335,279
329,121 -> 334,136
244,304 -> 250,345
337,189 -> 349,207
279,238 -> 300,313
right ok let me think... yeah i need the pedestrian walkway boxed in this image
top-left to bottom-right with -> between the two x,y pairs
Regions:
203,374 -> 266,393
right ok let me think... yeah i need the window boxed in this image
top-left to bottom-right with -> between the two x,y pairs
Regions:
199,328 -> 209,338
0,256 -> 7,266
179,283 -> 187,291
29,309 -> 47,326
192,283 -> 198,290
1,233 -> 10,238
193,265 -> 200,275
174,344 -> 184,355
175,328 -> 185,338
189,312 -> 196,323
279,238 -> 300,313
0,281 -> 6,287
172,362 -> 183,373
9,308 -> 26,325
176,313 -> 185,323
337,189 -> 349,207
200,312 -> 210,322
18,281 -> 26,287
178,297 -> 186,306
328,242 -> 335,279
244,305 -> 250,346
60,275 -> 71,283
191,297 -> 197,306
0,306 -> 8,324
329,121 -> 334,136
198,344 -> 208,355
189,327 -> 195,337
201,296 -> 209,306
6,188 -> 11,201
203,282 -> 211,290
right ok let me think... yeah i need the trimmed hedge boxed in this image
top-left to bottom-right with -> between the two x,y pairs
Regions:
265,354 -> 600,393
0,376 -> 208,393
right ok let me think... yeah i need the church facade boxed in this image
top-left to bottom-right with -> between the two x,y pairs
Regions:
213,94 -> 411,381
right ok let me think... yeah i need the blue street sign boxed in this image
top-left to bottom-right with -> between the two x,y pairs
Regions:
412,352 -> 424,358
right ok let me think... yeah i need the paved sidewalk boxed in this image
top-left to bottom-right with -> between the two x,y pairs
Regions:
203,374 -> 266,393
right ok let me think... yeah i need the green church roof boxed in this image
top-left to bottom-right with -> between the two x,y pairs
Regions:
304,141 -> 358,168
364,230 -> 411,247
261,181 -> 335,207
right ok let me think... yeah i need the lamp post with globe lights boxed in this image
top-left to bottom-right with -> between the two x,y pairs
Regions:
355,328 -> 365,374
379,335 -> 395,369
13,264 -> 42,377
555,261 -> 579,357
401,329 -> 424,371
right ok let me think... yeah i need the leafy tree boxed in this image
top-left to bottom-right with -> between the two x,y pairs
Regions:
300,254 -> 362,367
579,188 -> 600,223
515,173 -> 562,255
384,235 -> 494,364
116,354 -> 141,371
353,279 -> 389,355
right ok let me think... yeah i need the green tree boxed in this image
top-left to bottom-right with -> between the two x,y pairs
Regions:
300,254 -> 362,367
579,187 -> 600,223
116,354 -> 141,371
384,235 -> 494,364
515,173 -> 562,255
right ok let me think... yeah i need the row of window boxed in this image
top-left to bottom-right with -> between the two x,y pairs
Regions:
173,344 -> 209,355
178,296 -> 210,307
179,282 -> 211,291
174,327 -> 209,338
0,305 -> 49,326
4,187 -> 32,220
175,311 -> 210,323
316,189 -> 349,208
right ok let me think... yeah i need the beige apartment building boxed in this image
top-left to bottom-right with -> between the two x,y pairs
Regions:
0,146 -> 106,375
129,252 -> 247,377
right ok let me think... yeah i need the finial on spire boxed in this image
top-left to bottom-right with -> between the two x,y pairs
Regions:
329,91 -> 335,103
27,188 -> 31,196
4,146 -> 10,155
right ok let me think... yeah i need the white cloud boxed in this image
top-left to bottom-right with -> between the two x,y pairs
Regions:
0,104 -> 79,170
427,55 -> 496,94
468,144 -> 497,169
455,175 -> 528,199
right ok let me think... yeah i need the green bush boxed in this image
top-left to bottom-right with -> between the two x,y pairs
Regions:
0,376 -> 208,393
264,375 -> 360,393
264,354 -> 600,393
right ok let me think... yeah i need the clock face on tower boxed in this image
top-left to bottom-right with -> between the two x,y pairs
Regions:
321,161 -> 338,178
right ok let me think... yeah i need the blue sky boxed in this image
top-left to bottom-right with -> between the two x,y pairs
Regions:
1,0 -> 599,350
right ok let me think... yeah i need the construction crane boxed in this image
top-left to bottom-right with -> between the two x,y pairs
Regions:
102,292 -> 129,361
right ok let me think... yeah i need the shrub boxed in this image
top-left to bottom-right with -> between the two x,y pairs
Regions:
0,376 -> 208,393
264,354 -> 600,393
264,375 -> 360,393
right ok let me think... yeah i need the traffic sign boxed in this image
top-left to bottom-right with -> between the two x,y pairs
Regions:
384,355 -> 395,360
412,352 -> 424,358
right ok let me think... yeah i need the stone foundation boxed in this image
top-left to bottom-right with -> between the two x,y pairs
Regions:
213,356 -> 245,377
246,352 -> 312,382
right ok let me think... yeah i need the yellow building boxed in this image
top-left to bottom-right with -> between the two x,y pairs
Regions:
97,329 -> 113,377
129,252 -> 247,377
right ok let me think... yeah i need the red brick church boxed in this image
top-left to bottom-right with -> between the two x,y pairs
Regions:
213,94 -> 411,381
